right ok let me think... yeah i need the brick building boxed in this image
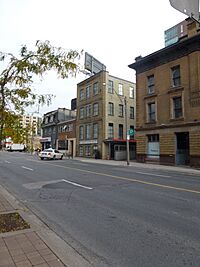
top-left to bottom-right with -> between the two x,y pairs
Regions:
76,70 -> 136,160
129,18 -> 200,168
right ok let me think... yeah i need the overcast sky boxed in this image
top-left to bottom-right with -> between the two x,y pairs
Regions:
0,0 -> 186,115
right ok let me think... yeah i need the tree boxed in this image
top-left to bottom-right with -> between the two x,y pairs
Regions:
0,40 -> 81,148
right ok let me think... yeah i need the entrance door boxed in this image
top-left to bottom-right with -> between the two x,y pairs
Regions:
70,140 -> 74,158
175,132 -> 189,165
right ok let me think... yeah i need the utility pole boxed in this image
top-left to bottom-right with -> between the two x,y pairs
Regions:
124,97 -> 130,166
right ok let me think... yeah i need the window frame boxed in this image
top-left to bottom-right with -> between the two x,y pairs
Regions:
108,102 -> 114,116
148,102 -> 156,122
118,83 -> 123,96
147,75 -> 155,94
171,65 -> 181,87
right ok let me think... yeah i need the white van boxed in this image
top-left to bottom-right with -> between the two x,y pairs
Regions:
8,144 -> 25,152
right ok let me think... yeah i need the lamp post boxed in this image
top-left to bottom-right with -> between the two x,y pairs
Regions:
124,97 -> 130,166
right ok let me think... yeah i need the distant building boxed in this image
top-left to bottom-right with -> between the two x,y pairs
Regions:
57,119 -> 76,158
76,70 -> 136,160
164,20 -> 187,47
71,98 -> 77,110
20,115 -> 42,136
41,108 -> 76,149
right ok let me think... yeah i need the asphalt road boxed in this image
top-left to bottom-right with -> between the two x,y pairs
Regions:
1,151 -> 200,266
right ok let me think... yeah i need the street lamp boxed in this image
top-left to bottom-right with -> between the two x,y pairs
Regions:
124,97 -> 130,166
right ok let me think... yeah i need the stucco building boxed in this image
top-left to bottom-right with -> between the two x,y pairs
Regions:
129,18 -> 200,167
76,70 -> 136,160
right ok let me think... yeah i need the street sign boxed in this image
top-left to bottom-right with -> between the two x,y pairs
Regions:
129,129 -> 135,136
169,0 -> 200,22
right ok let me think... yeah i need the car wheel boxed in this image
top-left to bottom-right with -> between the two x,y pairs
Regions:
41,157 -> 44,160
60,155 -> 63,160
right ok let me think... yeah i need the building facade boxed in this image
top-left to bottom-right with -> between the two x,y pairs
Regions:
76,70 -> 136,160
57,119 -> 76,158
129,18 -> 200,168
41,108 -> 76,150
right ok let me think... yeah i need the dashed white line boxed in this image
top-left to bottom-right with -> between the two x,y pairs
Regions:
21,166 -> 34,171
5,160 -> 11,163
135,171 -> 171,178
62,179 -> 93,190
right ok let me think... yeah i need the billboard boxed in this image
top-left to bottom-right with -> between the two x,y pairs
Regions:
85,52 -> 106,74
169,0 -> 200,22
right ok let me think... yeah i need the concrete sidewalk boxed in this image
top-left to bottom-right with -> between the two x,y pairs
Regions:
0,192 -> 65,267
73,157 -> 200,175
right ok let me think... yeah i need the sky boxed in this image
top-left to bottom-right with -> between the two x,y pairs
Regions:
0,0 -> 187,116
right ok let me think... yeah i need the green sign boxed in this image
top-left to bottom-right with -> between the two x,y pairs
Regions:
129,129 -> 135,136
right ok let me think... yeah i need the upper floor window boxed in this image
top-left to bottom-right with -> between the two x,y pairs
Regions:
108,80 -> 114,94
129,87 -> 134,98
118,104 -> 124,117
108,123 -> 114,138
118,84 -> 123,95
130,107 -> 134,119
79,126 -> 84,140
93,123 -> 98,139
93,82 -> 99,95
86,86 -> 91,99
85,104 -> 91,117
80,89 -> 85,100
108,102 -> 114,116
173,96 -> 182,118
80,107 -> 84,119
118,124 -> 123,139
171,65 -> 181,87
85,124 -> 91,139
147,75 -> 155,94
148,102 -> 155,122
93,103 -> 99,116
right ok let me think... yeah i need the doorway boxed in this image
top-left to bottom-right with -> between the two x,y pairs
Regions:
175,132 -> 189,165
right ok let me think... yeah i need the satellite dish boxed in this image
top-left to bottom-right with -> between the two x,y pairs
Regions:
169,0 -> 200,22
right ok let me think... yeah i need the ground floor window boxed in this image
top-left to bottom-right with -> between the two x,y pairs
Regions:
85,145 -> 91,156
79,146 -> 83,156
147,134 -> 160,158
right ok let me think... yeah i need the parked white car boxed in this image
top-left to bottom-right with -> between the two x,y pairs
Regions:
39,148 -> 63,160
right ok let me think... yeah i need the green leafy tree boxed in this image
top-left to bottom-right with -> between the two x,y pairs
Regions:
0,40 -> 81,148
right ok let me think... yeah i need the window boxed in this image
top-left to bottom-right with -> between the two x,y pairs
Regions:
118,84 -> 123,95
93,103 -> 99,116
93,82 -> 99,95
85,145 -> 91,156
147,75 -> 155,94
129,87 -> 134,98
108,80 -> 114,94
79,146 -> 83,156
130,107 -> 134,119
108,102 -> 114,116
108,123 -> 114,138
119,104 -> 123,117
148,134 -> 159,142
85,124 -> 91,139
79,126 -> 84,140
173,96 -> 182,118
118,124 -> 123,139
148,102 -> 156,122
171,65 -> 181,87
86,105 -> 91,117
93,123 -> 98,139
86,86 -> 90,98
80,107 -> 84,119
80,89 -> 84,100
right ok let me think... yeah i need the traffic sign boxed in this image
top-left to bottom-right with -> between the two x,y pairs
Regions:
129,129 -> 135,136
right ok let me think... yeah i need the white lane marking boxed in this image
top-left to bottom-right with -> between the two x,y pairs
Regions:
135,172 -> 171,178
5,160 -> 11,163
21,166 -> 34,171
62,179 -> 93,190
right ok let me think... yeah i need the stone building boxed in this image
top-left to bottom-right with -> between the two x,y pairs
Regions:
76,70 -> 136,160
129,18 -> 200,167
